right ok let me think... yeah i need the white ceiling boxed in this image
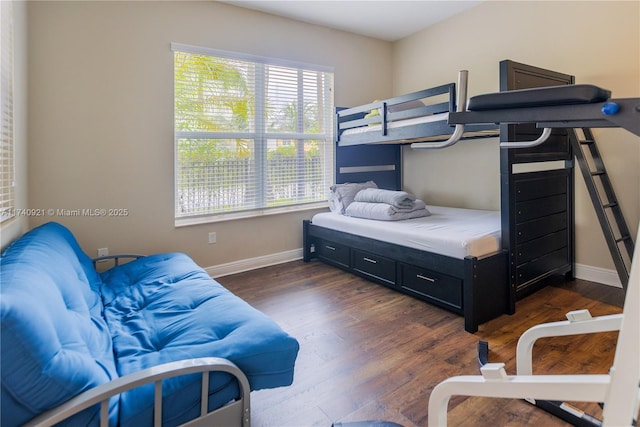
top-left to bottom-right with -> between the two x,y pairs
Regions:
222,1 -> 483,42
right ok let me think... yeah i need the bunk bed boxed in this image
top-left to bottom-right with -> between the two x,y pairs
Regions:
303,60 -> 639,332
304,68 -> 509,334
303,61 -> 607,333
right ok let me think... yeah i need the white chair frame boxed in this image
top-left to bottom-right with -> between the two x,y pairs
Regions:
428,225 -> 640,427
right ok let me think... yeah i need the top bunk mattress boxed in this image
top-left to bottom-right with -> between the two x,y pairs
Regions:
342,112 -> 448,136
312,205 -> 501,259
341,112 -> 498,143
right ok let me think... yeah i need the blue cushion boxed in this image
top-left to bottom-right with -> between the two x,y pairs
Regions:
100,253 -> 299,426
0,222 -> 119,427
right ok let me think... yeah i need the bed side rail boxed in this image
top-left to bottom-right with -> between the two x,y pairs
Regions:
24,357 -> 251,427
336,82 -> 456,139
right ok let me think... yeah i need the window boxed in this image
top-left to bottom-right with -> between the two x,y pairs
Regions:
173,44 -> 334,223
0,1 -> 14,223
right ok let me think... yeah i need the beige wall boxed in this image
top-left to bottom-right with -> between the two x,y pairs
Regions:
394,1 -> 640,275
21,0 -> 640,279
26,1 -> 392,267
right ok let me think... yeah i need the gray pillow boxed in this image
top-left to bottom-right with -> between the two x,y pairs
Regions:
329,181 -> 378,214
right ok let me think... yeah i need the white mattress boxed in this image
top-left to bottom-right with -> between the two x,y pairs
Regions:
341,112 -> 498,142
342,112 -> 449,136
312,205 -> 501,259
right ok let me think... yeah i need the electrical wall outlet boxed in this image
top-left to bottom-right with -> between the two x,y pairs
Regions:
97,248 -> 109,257
208,232 -> 217,244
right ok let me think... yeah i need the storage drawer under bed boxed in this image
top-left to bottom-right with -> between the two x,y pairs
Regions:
400,264 -> 463,311
303,220 -> 509,333
316,239 -> 350,269
352,249 -> 396,286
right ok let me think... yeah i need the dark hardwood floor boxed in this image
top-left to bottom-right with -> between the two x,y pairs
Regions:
217,260 -> 625,427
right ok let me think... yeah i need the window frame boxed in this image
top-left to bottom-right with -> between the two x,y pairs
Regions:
172,43 -> 335,225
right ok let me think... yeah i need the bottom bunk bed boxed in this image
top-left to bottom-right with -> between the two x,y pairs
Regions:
303,205 -> 510,333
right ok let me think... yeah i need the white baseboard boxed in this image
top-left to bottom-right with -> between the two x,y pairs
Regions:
205,248 -> 303,278
206,250 -> 623,289
574,263 -> 623,288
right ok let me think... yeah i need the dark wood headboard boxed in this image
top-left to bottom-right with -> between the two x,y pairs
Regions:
499,60 -> 575,304
334,108 -> 402,190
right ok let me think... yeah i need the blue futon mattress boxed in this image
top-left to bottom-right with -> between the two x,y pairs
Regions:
100,253 -> 299,426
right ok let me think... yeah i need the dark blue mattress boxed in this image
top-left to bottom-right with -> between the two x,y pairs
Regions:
467,84 -> 611,111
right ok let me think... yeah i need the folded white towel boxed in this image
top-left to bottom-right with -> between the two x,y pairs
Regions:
354,188 -> 417,208
391,199 -> 427,212
345,201 -> 431,221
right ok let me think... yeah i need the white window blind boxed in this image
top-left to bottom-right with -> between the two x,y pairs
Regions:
0,1 -> 14,223
173,44 -> 334,221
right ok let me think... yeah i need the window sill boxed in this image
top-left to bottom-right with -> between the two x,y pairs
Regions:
175,202 -> 328,228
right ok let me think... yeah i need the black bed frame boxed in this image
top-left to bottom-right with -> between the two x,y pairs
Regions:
302,138 -> 509,333
499,60 -> 575,309
303,217 -> 508,333
303,130 -> 510,334
302,61 -> 579,333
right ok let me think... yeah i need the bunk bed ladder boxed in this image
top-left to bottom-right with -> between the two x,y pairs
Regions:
570,127 -> 635,289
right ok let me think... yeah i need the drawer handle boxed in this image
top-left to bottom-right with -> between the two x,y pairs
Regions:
416,274 -> 436,283
363,257 -> 378,264
325,245 -> 336,251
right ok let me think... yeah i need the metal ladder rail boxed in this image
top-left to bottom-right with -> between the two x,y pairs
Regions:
570,127 -> 634,289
